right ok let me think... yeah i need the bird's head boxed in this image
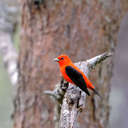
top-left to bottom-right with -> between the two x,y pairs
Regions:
54,54 -> 72,66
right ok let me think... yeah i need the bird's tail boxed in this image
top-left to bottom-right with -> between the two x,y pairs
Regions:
91,88 -> 102,99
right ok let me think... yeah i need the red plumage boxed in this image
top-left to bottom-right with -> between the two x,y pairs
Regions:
54,54 -> 101,97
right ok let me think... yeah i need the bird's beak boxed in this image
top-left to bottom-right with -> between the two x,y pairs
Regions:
53,58 -> 59,62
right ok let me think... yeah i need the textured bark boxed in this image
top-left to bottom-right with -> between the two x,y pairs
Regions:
13,0 -> 128,128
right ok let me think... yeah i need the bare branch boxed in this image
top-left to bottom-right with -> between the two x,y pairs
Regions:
44,80 -> 69,101
44,52 -> 112,128
59,62 -> 87,128
44,90 -> 57,97
87,52 -> 112,71
60,52 -> 112,128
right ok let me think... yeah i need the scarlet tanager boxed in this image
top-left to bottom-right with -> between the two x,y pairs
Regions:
54,54 -> 101,97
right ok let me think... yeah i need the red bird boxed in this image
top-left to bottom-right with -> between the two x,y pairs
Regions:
54,54 -> 101,96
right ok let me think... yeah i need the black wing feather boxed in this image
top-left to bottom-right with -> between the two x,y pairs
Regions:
65,66 -> 90,96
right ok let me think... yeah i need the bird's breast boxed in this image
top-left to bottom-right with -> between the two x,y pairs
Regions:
60,66 -> 74,84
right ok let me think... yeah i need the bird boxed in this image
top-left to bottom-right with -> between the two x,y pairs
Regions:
54,54 -> 101,97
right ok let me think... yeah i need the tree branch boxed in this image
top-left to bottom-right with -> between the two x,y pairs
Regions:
87,52 -> 112,71
44,52 -> 112,128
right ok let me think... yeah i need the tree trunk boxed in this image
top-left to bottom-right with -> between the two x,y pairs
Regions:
13,0 -> 128,128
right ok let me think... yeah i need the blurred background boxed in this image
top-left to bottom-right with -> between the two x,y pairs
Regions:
109,13 -> 128,128
0,1 -> 128,128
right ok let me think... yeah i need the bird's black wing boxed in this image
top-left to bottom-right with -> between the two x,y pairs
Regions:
65,66 -> 90,96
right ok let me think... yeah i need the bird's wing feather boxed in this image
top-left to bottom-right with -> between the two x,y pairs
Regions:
65,66 -> 90,96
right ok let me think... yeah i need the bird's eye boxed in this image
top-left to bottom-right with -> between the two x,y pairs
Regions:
60,57 -> 64,60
